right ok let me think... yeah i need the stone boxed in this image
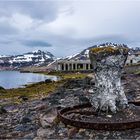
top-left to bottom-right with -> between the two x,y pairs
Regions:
0,86 -> 5,90
37,127 -> 55,138
68,127 -> 79,138
57,127 -> 68,138
136,136 -> 140,140
3,105 -> 19,113
106,115 -> 112,118
78,129 -> 86,137
0,86 -> 6,94
79,95 -> 90,104
18,95 -> 28,101
45,79 -> 53,83
89,43 -> 129,113
23,132 -> 35,139
33,137 -> 42,140
20,116 -> 32,124
30,103 -> 47,111
14,124 -> 35,132
39,107 -> 58,128
0,106 -> 7,114
90,78 -> 95,85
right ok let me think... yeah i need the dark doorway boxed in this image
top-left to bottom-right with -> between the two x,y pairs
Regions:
73,64 -> 76,70
61,64 -> 64,70
69,64 -> 72,71
77,64 -> 83,70
65,64 -> 68,71
86,64 -> 89,70
130,59 -> 133,64
90,64 -> 93,69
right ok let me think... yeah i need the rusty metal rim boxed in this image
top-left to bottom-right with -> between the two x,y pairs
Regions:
58,103 -> 140,130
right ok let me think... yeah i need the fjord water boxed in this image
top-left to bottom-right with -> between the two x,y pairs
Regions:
0,71 -> 58,89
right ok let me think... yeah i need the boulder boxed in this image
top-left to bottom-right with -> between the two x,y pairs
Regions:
0,106 -> 7,114
39,107 -> 58,128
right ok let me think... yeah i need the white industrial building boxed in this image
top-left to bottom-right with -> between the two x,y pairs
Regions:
47,52 -> 140,71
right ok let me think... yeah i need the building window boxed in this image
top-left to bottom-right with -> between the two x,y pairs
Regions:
65,64 -> 68,70
90,64 -> 93,69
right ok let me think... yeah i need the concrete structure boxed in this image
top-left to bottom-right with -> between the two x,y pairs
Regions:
56,60 -> 93,71
47,52 -> 140,71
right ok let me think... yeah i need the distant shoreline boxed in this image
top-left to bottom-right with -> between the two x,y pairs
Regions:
0,71 -> 59,90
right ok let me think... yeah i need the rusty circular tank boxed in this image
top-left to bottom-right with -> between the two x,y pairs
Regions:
58,102 -> 140,130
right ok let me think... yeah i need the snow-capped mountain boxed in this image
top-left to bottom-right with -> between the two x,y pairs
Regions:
9,50 -> 54,63
63,43 -> 139,61
0,50 -> 54,69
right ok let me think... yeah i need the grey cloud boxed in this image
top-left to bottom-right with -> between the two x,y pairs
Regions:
43,34 -> 136,57
0,40 -> 13,44
0,21 -> 18,35
0,1 -> 67,21
21,40 -> 52,47
45,34 -> 129,47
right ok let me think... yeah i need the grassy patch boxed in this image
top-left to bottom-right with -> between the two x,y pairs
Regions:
37,71 -> 88,79
125,63 -> 140,67
134,70 -> 140,75
0,80 -> 64,99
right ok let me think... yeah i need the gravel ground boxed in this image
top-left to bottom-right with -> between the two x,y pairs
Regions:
0,73 -> 140,139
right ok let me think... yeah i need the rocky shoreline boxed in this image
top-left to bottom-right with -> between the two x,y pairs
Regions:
0,73 -> 140,139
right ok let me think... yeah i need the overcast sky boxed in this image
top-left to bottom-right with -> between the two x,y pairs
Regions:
0,0 -> 140,57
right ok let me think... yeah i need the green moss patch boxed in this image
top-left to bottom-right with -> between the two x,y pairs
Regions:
90,46 -> 128,54
0,80 -> 64,99
135,70 -> 140,75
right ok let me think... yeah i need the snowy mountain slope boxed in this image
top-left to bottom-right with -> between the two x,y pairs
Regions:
0,50 -> 54,68
9,50 -> 54,63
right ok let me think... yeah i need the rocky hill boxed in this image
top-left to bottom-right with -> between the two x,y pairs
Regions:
0,50 -> 54,70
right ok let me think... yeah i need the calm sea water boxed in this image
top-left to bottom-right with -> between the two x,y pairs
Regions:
0,71 -> 58,89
